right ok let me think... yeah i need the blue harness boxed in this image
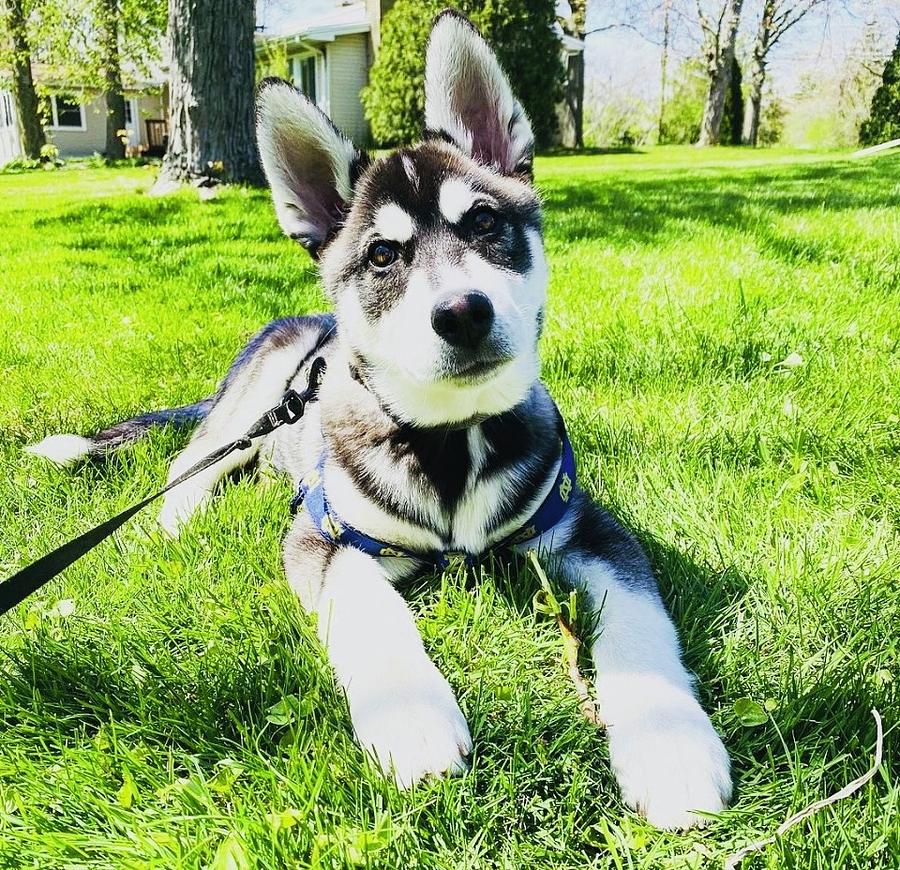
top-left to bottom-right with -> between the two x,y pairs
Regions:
290,415 -> 577,570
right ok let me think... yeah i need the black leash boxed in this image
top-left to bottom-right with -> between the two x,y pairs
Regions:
0,357 -> 326,619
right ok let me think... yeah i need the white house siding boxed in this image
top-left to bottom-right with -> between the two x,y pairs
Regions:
326,33 -> 369,145
0,91 -> 22,165
46,95 -> 106,156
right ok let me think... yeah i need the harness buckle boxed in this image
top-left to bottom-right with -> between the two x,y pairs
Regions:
442,551 -> 474,570
278,390 -> 306,425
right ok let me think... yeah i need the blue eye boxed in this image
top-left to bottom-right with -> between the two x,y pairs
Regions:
368,241 -> 398,268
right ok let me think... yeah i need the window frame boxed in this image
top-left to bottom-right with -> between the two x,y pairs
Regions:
48,94 -> 87,132
291,48 -> 329,115
0,92 -> 14,129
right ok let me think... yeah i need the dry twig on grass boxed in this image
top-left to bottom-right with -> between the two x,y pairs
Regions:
724,708 -> 884,869
528,550 -> 603,727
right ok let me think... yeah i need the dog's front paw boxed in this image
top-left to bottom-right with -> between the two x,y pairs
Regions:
608,704 -> 732,830
157,486 -> 211,538
349,669 -> 472,789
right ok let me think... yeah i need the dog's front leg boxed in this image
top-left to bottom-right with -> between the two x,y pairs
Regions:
298,543 -> 472,788
559,497 -> 732,829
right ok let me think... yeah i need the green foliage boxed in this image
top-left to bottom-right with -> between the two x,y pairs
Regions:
583,84 -> 654,147
859,30 -> 900,146
256,38 -> 289,84
758,91 -> 786,146
26,0 -> 166,91
362,0 -> 565,148
659,58 -> 706,144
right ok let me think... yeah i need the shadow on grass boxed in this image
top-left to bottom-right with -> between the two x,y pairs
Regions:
542,158 -> 900,270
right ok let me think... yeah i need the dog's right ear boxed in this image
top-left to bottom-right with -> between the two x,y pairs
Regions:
256,78 -> 365,257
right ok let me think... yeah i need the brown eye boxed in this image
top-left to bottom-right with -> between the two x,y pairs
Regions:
472,208 -> 499,235
368,241 -> 397,269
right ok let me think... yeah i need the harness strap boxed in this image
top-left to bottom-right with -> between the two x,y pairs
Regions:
292,407 -> 577,568
0,357 -> 326,619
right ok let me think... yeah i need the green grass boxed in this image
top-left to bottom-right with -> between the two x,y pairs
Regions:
0,145 -> 898,868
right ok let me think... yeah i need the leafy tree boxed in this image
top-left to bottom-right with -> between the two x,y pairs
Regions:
34,0 -> 166,158
859,29 -> 900,146
0,0 -> 46,159
362,0 -> 565,148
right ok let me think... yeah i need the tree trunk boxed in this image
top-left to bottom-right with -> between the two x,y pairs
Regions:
697,0 -> 744,146
560,50 -> 584,148
742,59 -> 765,146
658,0 -> 671,142
558,0 -> 585,149
98,0 -> 126,160
4,0 -> 46,159
742,0 -> 774,146
157,0 -> 260,186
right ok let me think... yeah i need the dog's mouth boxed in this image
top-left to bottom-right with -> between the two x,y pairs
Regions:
442,355 -> 510,383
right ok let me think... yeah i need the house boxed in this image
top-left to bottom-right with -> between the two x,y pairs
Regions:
255,0 -> 584,147
256,0 -> 379,146
0,66 -> 167,165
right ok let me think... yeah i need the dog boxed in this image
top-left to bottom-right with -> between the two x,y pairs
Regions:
27,12 -> 731,830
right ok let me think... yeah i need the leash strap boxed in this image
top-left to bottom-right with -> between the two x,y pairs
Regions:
0,357 -> 326,618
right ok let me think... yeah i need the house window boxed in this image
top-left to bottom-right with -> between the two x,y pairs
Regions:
297,56 -> 317,102
0,92 -> 13,128
124,100 -> 133,125
49,94 -> 86,130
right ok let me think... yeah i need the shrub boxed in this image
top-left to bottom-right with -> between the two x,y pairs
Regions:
757,91 -> 786,146
659,58 -> 706,144
362,0 -> 565,148
859,30 -> 900,146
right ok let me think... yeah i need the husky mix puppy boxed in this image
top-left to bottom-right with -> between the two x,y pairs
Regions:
29,12 -> 731,829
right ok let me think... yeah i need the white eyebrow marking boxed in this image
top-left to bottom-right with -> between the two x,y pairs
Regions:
401,154 -> 418,189
439,177 -> 476,224
373,202 -> 415,243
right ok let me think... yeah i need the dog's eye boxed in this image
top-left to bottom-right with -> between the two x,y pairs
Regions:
368,242 -> 398,269
472,208 -> 499,235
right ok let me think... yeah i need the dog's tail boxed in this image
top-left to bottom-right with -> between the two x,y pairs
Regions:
25,399 -> 213,466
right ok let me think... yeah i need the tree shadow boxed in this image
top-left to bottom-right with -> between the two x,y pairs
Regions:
541,158 -> 900,269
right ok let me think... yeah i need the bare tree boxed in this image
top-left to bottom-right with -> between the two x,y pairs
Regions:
658,0 -> 672,141
155,0 -> 259,188
1,0 -> 46,159
558,0 -> 586,149
696,0 -> 744,145
742,0 -> 827,145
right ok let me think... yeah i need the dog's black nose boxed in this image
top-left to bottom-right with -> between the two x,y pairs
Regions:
431,291 -> 494,348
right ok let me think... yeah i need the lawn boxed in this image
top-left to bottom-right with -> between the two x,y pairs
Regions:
0,146 -> 898,868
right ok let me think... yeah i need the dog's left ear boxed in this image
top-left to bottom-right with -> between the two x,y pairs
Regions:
424,10 -> 534,179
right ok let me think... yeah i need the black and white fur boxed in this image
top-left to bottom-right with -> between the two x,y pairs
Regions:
28,12 -> 731,829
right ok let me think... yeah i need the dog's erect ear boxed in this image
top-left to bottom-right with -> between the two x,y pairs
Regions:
256,78 -> 365,256
424,11 -> 534,178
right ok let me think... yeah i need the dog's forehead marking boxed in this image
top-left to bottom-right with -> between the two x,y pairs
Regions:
401,154 -> 419,190
373,202 -> 416,243
439,177 -> 476,224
